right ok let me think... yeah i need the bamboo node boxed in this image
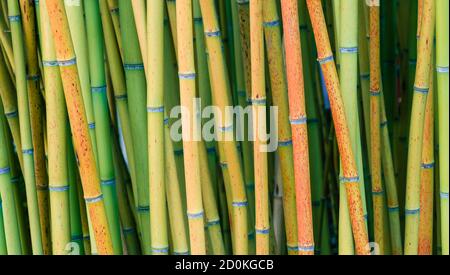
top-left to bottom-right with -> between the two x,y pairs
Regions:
278,139 -> 293,147
136,205 -> 150,213
441,192 -> 449,199
57,57 -> 77,67
0,166 -> 11,175
101,179 -> 116,186
8,15 -> 21,22
317,55 -> 334,65
48,185 -> 70,192
232,201 -> 248,207
5,111 -> 18,118
263,20 -> 280,28
421,162 -> 435,169
91,85 -> 107,93
147,106 -> 165,113
187,211 -> 204,219
42,60 -> 59,67
339,176 -> 360,183
405,208 -> 421,215
436,66 -> 449,73
152,247 -> 169,254
207,219 -> 221,227
289,116 -> 308,125
413,86 -> 429,94
298,244 -> 315,252
178,72 -> 196,80
122,227 -> 136,235
22,148 -> 34,155
124,63 -> 144,71
85,194 -> 104,204
88,122 -> 96,129
255,228 -> 270,235
388,206 -> 400,213
339,47 -> 358,54
204,30 -> 221,38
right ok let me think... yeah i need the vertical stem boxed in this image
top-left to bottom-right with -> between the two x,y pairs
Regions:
45,0 -> 113,255
404,0 -> 435,255
306,0 -> 369,255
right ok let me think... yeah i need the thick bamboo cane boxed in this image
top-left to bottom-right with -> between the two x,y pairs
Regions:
147,0 -> 169,255
39,1 -> 70,255
177,0 -> 206,255
404,0 -> 435,255
280,0 -> 314,255
306,0 -> 369,255
45,0 -> 113,255
131,0 -> 147,76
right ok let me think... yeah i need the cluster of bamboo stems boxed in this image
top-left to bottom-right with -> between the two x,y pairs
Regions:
0,0 -> 447,255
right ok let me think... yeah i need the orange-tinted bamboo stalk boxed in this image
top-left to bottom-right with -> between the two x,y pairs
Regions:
45,0 -> 113,255
369,2 -> 386,254
281,0 -> 314,255
306,0 -> 369,255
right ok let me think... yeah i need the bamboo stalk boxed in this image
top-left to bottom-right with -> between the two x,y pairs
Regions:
280,0 -> 314,255
264,0 -> 300,255
147,0 -> 169,255
7,0 -> 43,254
418,60 -> 434,255
99,0 -> 138,204
119,0 -> 151,254
436,0 -> 449,256
85,0 -> 122,254
45,0 -> 113,255
250,0 -> 269,255
39,0 -> 70,255
176,0 -> 206,255
0,98 -> 21,254
404,0 -> 435,255
306,0 -> 369,255
199,0 -> 248,255
131,0 -> 148,76
369,1 -> 386,255
19,0 -> 51,254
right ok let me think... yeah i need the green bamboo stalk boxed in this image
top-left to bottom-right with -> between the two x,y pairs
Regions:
111,137 -> 140,255
85,0 -> 122,255
99,0 -> 138,205
0,14 -> 14,74
119,0 -> 151,254
0,99 -> 21,254
436,0 -> 449,256
199,0 -> 249,255
339,0 -> 370,255
404,0 -> 435,255
39,0 -> 70,255
147,0 -> 169,255
7,0 -> 43,255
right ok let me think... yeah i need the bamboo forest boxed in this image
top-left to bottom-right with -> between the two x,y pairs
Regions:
0,0 -> 448,256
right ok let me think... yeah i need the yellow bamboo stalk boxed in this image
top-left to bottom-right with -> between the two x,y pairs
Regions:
250,0 -> 269,255
45,0 -> 113,255
131,0 -> 148,76
199,0 -> 248,255
176,0 -> 206,255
